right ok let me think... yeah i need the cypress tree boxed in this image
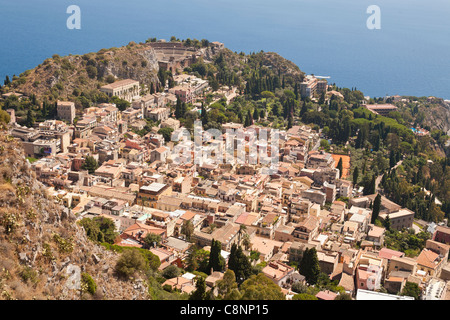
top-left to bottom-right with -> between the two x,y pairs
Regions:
253,108 -> 259,122
25,109 -> 35,128
189,277 -> 209,300
337,157 -> 343,178
363,174 -> 376,195
389,150 -> 396,168
318,91 -> 325,105
228,244 -> 252,285
353,166 -> 359,186
175,97 -> 182,119
300,101 -> 307,117
201,102 -> 208,125
207,239 -> 225,274
384,214 -> 391,231
300,248 -> 321,285
287,115 -> 293,129
245,109 -> 253,127
371,193 -> 381,224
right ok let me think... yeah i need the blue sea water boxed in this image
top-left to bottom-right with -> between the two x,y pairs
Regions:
0,0 -> 449,99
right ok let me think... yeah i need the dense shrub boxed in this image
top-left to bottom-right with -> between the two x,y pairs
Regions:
81,272 -> 97,295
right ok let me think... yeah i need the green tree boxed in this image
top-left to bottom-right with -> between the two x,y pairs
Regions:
334,293 -> 352,300
81,156 -> 99,174
25,109 -> 35,128
162,265 -> 181,279
207,239 -> 225,274
175,97 -> 184,119
239,273 -> 285,300
201,102 -> 208,125
384,214 -> 391,231
181,220 -> 194,241
337,157 -> 343,179
320,139 -> 330,152
0,109 -> 11,126
143,233 -> 161,249
216,269 -> 239,300
287,115 -> 293,129
401,282 -> 421,300
389,149 -> 396,168
115,249 -> 148,280
227,244 -> 252,285
186,246 -> 210,273
158,127 -> 174,142
189,276 -> 209,300
78,216 -> 117,244
372,193 -> 382,224
86,65 -> 98,79
300,101 -> 308,117
363,174 -> 376,195
244,109 -> 253,127
318,91 -> 326,105
105,75 -> 116,83
299,248 -> 321,285
291,281 -> 308,294
110,96 -> 130,111
353,166 -> 359,186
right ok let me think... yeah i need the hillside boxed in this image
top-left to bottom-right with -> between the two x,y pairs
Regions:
390,96 -> 450,136
5,41 -> 161,101
0,131 -> 150,300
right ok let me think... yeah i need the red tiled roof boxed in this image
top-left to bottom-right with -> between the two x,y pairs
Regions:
316,290 -> 337,300
378,248 -> 404,260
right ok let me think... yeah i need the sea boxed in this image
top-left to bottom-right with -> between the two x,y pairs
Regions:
1,0 -> 449,99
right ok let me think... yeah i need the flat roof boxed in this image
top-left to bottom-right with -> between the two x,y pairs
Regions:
101,79 -> 139,90
140,182 -> 167,192
356,289 -> 414,300
380,208 -> 414,219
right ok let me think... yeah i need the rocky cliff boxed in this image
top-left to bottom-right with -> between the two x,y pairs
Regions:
0,132 -> 149,300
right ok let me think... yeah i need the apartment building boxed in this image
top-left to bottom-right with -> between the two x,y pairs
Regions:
137,182 -> 173,208
379,208 -> 415,231
300,75 -> 327,99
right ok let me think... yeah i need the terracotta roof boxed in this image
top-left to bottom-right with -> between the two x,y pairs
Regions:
316,290 -> 338,300
416,249 -> 440,269
387,277 -> 404,282
338,272 -> 354,292
378,248 -> 404,260
368,225 -> 385,238
435,225 -> 450,235
122,222 -> 165,240
297,216 -> 319,232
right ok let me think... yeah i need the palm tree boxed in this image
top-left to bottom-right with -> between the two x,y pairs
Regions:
181,220 -> 194,241
238,224 -> 247,244
242,233 -> 251,251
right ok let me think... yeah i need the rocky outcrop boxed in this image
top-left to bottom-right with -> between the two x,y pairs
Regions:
0,132 -> 149,300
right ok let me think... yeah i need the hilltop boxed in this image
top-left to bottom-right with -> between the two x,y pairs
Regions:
0,38 -> 304,103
